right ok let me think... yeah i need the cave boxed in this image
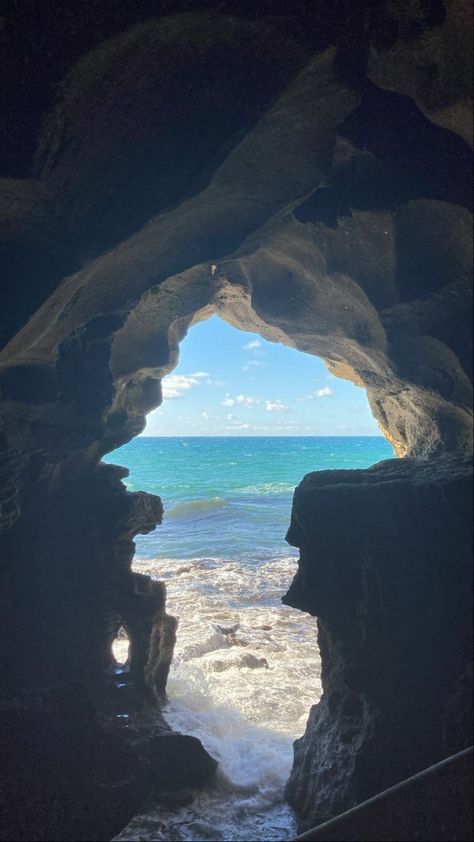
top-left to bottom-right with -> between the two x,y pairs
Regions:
0,2 -> 472,841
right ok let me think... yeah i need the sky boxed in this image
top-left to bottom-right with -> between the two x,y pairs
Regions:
142,315 -> 381,437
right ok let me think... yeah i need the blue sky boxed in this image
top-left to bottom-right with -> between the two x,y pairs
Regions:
142,315 -> 381,436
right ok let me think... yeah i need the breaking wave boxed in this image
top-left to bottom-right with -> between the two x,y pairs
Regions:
166,497 -> 229,518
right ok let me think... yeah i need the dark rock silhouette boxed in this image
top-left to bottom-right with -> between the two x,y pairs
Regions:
0,2 -> 472,839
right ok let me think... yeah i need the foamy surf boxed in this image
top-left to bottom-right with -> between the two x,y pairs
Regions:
114,555 -> 321,841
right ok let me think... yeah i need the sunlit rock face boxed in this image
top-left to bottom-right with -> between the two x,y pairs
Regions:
0,2 -> 472,839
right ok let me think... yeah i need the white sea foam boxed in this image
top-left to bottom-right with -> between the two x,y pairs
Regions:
240,482 -> 295,496
114,555 -> 321,841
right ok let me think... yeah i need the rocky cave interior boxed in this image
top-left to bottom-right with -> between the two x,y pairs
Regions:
0,1 -> 472,840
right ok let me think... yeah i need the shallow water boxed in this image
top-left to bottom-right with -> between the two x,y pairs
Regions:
107,437 -> 393,841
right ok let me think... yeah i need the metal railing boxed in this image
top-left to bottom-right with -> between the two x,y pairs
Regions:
293,745 -> 473,841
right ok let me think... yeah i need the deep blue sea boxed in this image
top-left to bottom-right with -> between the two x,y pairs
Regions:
107,436 -> 394,842
106,436 -> 393,563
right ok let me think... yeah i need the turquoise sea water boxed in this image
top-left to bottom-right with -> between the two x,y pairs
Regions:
108,436 -> 394,842
106,436 -> 394,563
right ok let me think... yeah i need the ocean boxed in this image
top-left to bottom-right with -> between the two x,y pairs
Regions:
105,436 -> 394,841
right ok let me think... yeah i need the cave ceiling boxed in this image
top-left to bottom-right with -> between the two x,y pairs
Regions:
0,1 -> 472,462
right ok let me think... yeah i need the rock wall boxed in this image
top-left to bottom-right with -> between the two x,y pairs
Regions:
284,456 -> 473,829
0,3 -> 472,839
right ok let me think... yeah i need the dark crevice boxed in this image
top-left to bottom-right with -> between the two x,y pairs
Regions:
295,81 -> 472,228
333,1 -> 447,83
340,81 -> 473,211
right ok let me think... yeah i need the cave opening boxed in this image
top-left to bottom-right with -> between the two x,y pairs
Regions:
112,626 -> 131,667
106,313 -> 394,841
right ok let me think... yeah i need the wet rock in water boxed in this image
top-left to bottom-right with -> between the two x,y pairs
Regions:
134,732 -> 218,792
239,653 -> 269,669
152,788 -> 195,809
228,635 -> 249,647
209,653 -> 269,672
214,622 -> 240,635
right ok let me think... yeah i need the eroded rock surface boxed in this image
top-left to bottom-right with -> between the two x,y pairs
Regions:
0,2 -> 472,839
283,455 -> 473,829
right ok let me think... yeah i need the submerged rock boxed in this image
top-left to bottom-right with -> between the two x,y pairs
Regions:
135,733 -> 218,793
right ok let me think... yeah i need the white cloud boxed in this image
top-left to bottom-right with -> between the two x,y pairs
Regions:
316,386 -> 334,398
236,393 -> 258,407
265,399 -> 288,412
221,394 -> 259,408
162,373 -> 207,400
242,339 -> 261,351
297,386 -> 335,401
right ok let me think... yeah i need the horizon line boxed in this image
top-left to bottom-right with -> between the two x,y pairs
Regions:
138,433 -> 386,438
